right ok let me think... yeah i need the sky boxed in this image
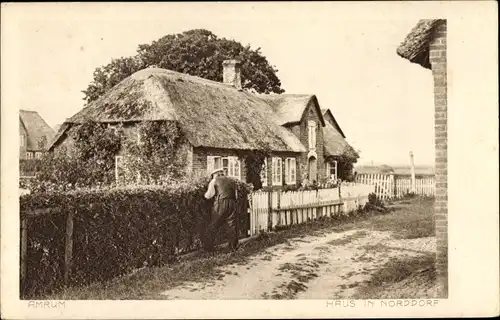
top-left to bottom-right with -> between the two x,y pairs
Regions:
8,2 -> 436,167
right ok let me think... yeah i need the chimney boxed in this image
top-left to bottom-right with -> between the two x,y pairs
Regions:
222,59 -> 242,90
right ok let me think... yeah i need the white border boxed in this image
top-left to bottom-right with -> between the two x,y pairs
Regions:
2,1 -> 499,319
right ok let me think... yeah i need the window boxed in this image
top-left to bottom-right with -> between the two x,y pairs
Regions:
308,120 -> 317,150
326,161 -> 338,181
20,135 -> 25,147
260,158 -> 268,187
25,152 -> 33,159
207,156 -> 241,180
271,157 -> 282,186
35,152 -> 43,159
284,158 -> 297,185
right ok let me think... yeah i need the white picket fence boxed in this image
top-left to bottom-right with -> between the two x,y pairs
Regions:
248,183 -> 374,236
355,173 -> 435,199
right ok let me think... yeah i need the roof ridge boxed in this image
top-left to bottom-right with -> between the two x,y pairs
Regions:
132,67 -> 239,91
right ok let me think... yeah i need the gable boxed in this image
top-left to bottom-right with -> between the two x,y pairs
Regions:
322,109 -> 346,138
19,111 -> 55,151
301,97 -> 326,127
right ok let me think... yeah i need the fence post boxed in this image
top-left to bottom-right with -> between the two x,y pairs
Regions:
276,191 -> 281,227
20,218 -> 28,296
410,151 -> 416,193
267,191 -> 272,232
64,210 -> 74,285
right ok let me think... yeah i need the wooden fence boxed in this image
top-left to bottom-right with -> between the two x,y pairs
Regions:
355,173 -> 435,199
20,182 -> 374,295
248,183 -> 375,236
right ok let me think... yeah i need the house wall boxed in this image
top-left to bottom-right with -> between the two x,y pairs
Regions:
51,122 -> 193,179
261,151 -> 302,190
429,21 -> 448,298
52,126 -> 79,158
192,147 -> 301,189
19,120 -> 28,160
192,147 -> 248,181
295,100 -> 326,183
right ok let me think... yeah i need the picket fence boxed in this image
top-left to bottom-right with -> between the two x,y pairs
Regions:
248,183 -> 374,236
355,173 -> 435,200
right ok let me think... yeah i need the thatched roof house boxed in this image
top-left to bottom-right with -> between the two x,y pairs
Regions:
19,110 -> 55,159
50,68 -> 305,153
50,60 -> 358,186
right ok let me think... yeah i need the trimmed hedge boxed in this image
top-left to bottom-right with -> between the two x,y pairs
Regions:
20,177 -> 251,298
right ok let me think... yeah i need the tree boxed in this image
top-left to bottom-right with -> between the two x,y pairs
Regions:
82,29 -> 284,104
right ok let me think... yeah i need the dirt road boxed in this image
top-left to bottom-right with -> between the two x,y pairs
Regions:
160,228 -> 436,299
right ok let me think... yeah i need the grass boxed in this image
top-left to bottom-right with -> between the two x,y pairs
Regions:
353,253 -> 436,299
335,197 -> 435,239
43,197 -> 435,300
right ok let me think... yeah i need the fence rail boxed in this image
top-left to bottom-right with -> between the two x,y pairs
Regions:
249,183 -> 374,236
356,173 -> 435,199
20,182 -> 375,297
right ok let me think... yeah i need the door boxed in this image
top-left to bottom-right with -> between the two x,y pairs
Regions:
308,156 -> 317,182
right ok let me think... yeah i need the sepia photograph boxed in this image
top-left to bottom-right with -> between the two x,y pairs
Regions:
1,1 -> 498,319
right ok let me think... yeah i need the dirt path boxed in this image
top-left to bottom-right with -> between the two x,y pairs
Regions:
160,229 -> 436,300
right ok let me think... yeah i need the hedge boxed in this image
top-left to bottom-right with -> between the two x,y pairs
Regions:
20,159 -> 43,176
20,177 -> 252,298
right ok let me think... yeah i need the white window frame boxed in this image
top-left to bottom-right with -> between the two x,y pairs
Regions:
35,152 -> 43,159
326,161 -> 338,181
115,156 -> 124,183
25,152 -> 33,159
207,155 -> 241,180
272,157 -> 283,186
260,158 -> 268,187
308,120 -> 317,150
284,157 -> 297,185
20,135 -> 25,147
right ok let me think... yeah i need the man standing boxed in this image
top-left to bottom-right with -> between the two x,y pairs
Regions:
203,168 -> 239,252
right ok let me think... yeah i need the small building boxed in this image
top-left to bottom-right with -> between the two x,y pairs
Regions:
397,19 -> 447,297
48,60 -> 358,189
19,110 -> 55,160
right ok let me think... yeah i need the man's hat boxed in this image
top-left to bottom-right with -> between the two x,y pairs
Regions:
210,168 -> 224,176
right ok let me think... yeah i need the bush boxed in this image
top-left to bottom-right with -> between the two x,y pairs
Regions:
20,176 -> 252,298
366,193 -> 387,212
20,159 -> 43,176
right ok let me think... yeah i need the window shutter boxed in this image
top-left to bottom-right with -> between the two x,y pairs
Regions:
261,158 -> 268,186
278,158 -> 282,184
207,156 -> 215,174
238,158 -> 241,180
284,159 -> 289,184
231,157 -> 241,180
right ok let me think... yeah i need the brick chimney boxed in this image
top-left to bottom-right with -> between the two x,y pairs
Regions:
222,59 -> 242,90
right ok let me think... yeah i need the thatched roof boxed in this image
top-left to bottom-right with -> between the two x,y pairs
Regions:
321,109 -> 346,138
259,94 -> 326,127
49,68 -> 306,153
396,19 -> 446,69
19,110 -> 55,151
323,119 -> 358,160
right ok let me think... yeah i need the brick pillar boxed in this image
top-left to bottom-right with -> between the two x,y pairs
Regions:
429,21 -> 448,298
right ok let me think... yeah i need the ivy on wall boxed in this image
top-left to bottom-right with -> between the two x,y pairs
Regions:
122,121 -> 186,184
35,120 -> 187,191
